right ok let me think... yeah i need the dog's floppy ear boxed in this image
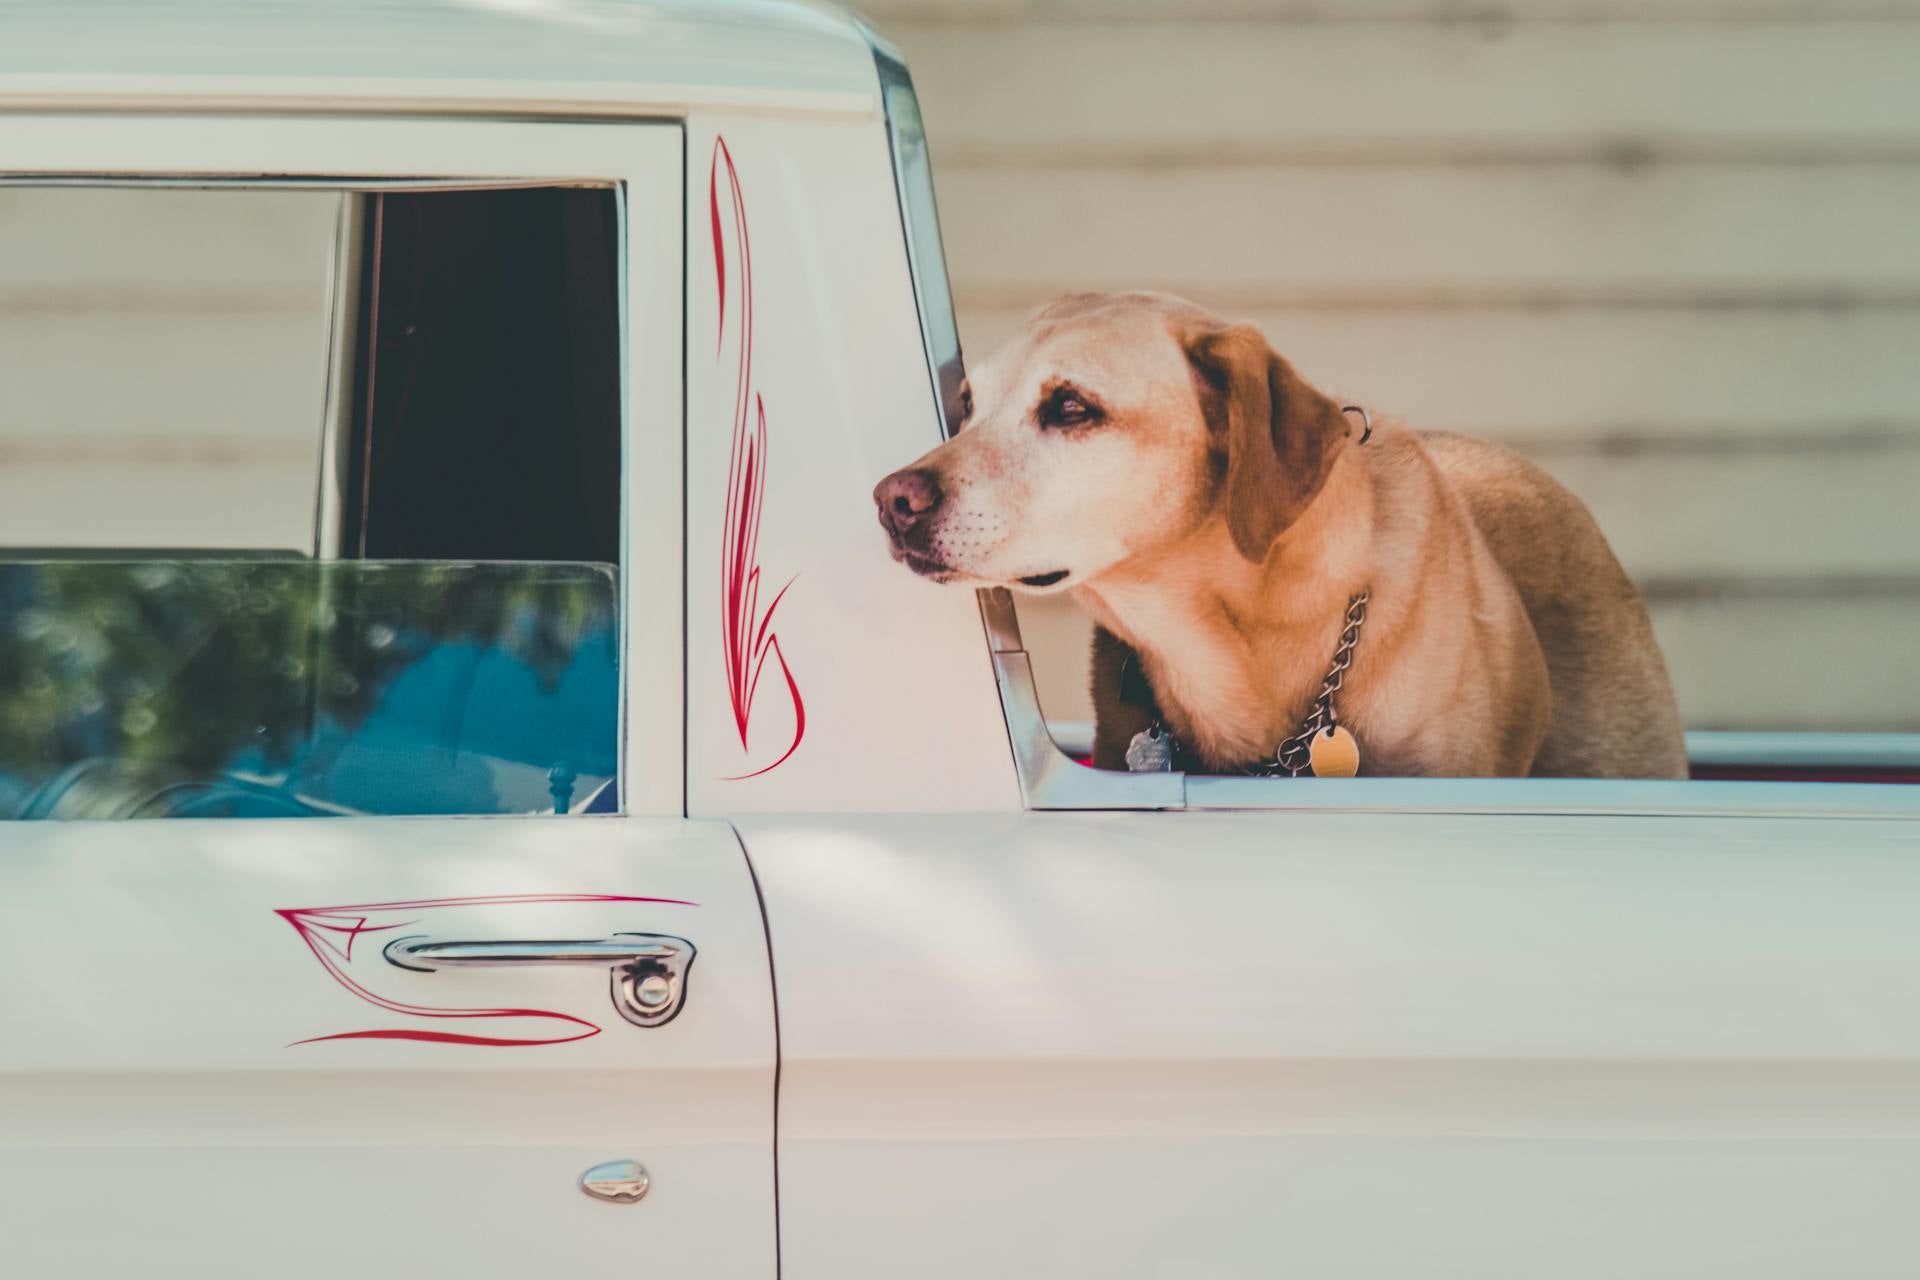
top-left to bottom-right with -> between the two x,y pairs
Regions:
1185,324 -> 1349,562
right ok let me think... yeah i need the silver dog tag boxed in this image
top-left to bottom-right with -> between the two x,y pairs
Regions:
1125,726 -> 1174,773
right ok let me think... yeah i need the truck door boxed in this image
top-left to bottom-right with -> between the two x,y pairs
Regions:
0,118 -> 777,1277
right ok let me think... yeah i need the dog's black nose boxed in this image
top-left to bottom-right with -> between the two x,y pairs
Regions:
874,468 -> 943,537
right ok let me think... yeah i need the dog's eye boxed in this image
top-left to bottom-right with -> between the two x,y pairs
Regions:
1040,386 -> 1101,429
959,385 -> 974,421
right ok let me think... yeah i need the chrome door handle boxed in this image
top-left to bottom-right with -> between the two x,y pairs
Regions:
383,931 -> 695,1028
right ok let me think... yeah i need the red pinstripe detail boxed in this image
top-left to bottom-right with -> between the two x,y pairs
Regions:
714,135 -> 805,780
278,893 -> 694,1049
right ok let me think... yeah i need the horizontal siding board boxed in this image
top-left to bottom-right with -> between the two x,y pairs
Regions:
954,305 -> 1920,440
0,192 -> 333,552
0,188 -> 338,290
1014,592 -> 1920,732
0,310 -> 332,439
935,164 -> 1920,299
0,460 -> 317,552
1654,593 -> 1920,730
1541,444 -> 1920,579
891,22 -> 1920,153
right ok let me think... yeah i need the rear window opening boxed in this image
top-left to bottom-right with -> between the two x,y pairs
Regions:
0,181 -> 625,818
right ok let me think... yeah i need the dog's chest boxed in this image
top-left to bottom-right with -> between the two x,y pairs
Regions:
1145,638 -> 1327,769
1085,586 -> 1348,769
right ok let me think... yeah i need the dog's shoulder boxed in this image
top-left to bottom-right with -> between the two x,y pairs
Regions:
1411,430 -> 1685,779
1410,429 -> 1613,578
1413,429 -> 1560,503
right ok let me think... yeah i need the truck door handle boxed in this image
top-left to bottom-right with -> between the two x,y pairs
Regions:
382,932 -> 695,1028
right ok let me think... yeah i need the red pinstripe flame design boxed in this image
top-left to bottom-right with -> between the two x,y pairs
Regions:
277,892 -> 694,1049
714,135 -> 805,780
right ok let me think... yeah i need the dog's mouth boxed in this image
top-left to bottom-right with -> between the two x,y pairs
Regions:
892,545 -> 960,581
886,538 -> 1067,590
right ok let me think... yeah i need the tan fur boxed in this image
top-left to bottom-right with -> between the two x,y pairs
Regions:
875,292 -> 1686,779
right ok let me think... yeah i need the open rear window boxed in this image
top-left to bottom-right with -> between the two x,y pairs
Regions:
0,182 -> 625,817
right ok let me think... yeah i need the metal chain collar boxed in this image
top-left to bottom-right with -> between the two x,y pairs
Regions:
1255,589 -> 1370,778
1124,588 -> 1372,777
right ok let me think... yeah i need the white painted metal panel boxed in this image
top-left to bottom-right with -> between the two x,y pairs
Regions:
0,0 -> 877,118
0,819 -> 777,1277
682,113 -> 1019,815
749,809 -> 1920,1278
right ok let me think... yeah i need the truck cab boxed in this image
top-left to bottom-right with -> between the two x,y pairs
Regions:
2,3 -> 1917,1276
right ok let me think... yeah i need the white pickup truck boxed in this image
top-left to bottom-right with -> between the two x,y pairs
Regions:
2,2 -> 1918,1276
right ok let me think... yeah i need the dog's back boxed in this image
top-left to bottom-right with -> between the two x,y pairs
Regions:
1417,431 -> 1687,779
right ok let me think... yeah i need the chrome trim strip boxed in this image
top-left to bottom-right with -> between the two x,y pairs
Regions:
977,585 -> 1025,654
384,936 -> 682,969
865,31 -> 964,441
313,191 -> 363,559
385,931 -> 695,1029
1183,774 -> 1920,820
1048,719 -> 1096,759
993,649 -> 1183,810
1687,731 -> 1920,769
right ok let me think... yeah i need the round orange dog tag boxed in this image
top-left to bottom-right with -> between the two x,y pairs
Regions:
1308,725 -> 1361,778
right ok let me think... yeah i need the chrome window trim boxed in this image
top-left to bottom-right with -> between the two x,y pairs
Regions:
1687,731 -> 1920,770
1181,775 -> 1920,820
865,28 -> 963,435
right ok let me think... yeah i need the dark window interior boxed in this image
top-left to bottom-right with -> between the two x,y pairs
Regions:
344,187 -> 622,565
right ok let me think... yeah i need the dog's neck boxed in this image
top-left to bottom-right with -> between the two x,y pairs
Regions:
1077,451 -> 1375,768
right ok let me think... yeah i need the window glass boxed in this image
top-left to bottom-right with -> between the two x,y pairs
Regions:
0,184 -> 627,815
0,560 -> 616,819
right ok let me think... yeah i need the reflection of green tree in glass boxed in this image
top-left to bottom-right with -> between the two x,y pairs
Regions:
0,560 -> 615,784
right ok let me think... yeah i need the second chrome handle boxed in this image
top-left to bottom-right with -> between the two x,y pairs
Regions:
384,931 -> 695,1028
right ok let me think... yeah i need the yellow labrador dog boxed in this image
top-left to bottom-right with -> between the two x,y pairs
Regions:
874,292 -> 1686,779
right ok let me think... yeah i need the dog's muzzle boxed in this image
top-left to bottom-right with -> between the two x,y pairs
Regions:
873,467 -> 955,578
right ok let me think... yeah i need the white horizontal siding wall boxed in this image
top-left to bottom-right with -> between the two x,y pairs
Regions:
0,189 -> 337,552
868,0 -> 1920,732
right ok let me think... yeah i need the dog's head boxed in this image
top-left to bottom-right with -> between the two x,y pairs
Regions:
872,292 -> 1353,593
